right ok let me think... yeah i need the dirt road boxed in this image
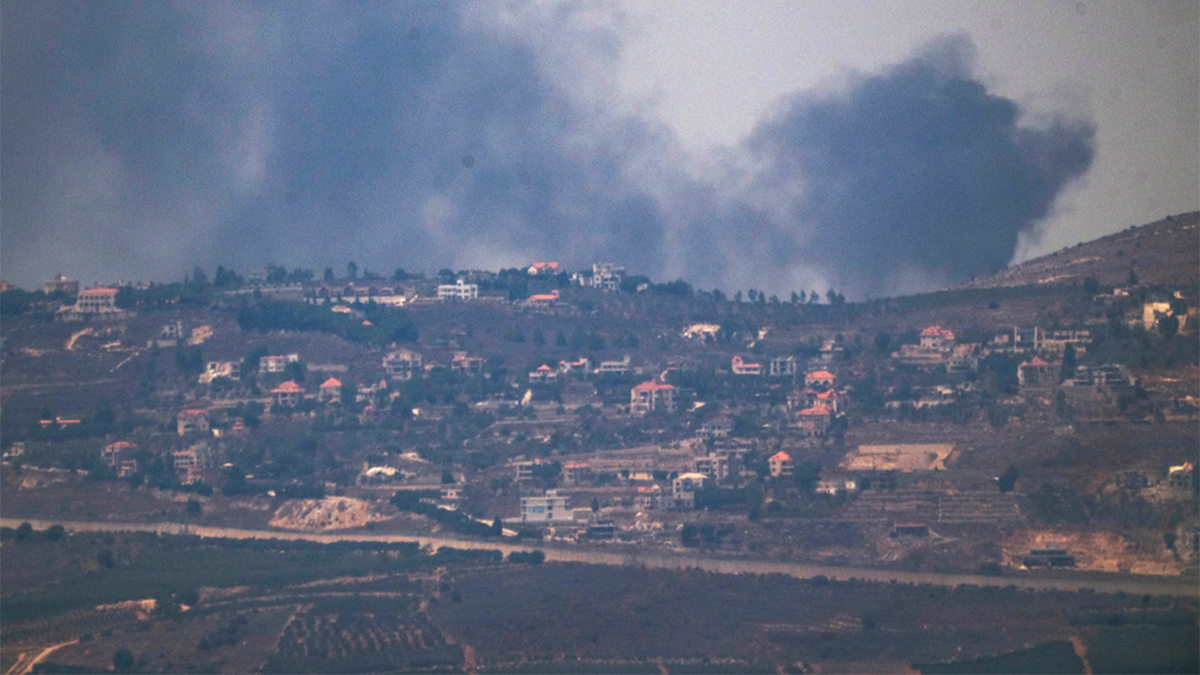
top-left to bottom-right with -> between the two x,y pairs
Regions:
2,518 -> 1196,598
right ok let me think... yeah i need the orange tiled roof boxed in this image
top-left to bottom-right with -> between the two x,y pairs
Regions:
769,451 -> 792,462
79,287 -> 119,296
800,404 -> 832,416
807,370 -> 835,380
321,377 -> 342,388
633,381 -> 674,392
272,381 -> 304,393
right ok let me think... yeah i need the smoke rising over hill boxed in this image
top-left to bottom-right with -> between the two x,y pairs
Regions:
1,3 -> 1093,298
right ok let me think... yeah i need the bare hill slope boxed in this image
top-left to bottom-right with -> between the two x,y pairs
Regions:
959,212 -> 1198,290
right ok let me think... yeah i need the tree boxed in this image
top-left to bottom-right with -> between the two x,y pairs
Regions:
46,524 -> 66,541
282,360 -> 306,383
491,517 -> 503,536
1159,315 -> 1179,339
97,549 -> 116,568
113,649 -> 135,671
15,522 -> 32,541
1127,267 -> 1139,286
186,499 -> 202,516
680,523 -> 699,547
191,266 -> 208,284
441,469 -> 455,485
1060,344 -> 1077,382
347,261 -> 358,280
591,497 -> 600,512
998,465 -> 1020,492
1083,276 -> 1100,295
324,267 -> 335,282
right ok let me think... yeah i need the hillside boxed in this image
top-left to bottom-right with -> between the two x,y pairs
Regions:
959,212 -> 1199,291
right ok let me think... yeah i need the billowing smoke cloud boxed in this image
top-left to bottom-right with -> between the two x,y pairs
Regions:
739,35 -> 1095,298
1,1 -> 673,286
2,4 -> 1092,299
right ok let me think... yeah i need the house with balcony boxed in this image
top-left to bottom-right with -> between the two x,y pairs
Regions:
437,278 -> 478,301
177,409 -> 210,436
520,490 -> 573,523
630,381 -> 675,415
318,377 -> 342,403
383,349 -> 422,380
272,381 -> 304,406
769,451 -> 794,478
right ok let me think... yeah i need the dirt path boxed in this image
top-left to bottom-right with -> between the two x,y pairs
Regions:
1070,635 -> 1093,675
4,518 -> 1197,598
11,640 -> 77,675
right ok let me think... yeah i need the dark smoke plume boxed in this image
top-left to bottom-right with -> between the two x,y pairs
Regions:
2,5 -> 1092,300
741,35 -> 1095,297
1,1 -> 671,286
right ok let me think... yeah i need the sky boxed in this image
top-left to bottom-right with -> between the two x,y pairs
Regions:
2,0 -> 1196,298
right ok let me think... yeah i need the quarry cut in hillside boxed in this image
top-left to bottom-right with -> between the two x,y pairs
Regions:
269,497 -> 391,531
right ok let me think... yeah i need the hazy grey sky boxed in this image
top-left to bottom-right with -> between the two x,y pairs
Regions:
1,0 -> 1195,297
609,0 -> 1199,260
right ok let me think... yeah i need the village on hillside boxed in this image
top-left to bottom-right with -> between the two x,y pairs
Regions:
2,217 -> 1198,581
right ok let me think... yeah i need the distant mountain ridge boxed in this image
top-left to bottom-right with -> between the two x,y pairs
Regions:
958,212 -> 1199,291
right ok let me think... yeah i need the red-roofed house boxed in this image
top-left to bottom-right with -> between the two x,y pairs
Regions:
527,261 -> 560,275
1018,356 -> 1057,387
630,381 -> 675,415
318,377 -> 342,403
529,364 -> 557,381
805,370 -> 836,388
731,356 -> 763,376
102,441 -> 140,477
526,290 -> 559,309
797,404 -> 833,436
816,389 -> 842,412
769,451 -> 794,478
272,380 -> 304,406
920,325 -> 956,352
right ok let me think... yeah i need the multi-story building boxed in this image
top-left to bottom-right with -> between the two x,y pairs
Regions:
769,451 -> 794,478
259,354 -> 300,374
44,274 -> 79,296
769,356 -> 797,377
75,287 -> 119,313
450,352 -> 486,375
383,349 -> 422,380
318,377 -> 342,403
672,472 -> 710,509
272,381 -> 304,406
102,441 -> 140,477
630,381 -> 675,415
520,490 -> 573,523
437,279 -> 478,301
177,409 -> 210,436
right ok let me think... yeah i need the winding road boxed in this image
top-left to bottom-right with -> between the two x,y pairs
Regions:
3,518 -> 1196,598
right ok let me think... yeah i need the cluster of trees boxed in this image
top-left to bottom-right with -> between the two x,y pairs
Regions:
389,490 -> 502,538
236,298 -> 417,344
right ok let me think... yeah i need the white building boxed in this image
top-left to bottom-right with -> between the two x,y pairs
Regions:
259,354 -> 300,374
520,490 -> 573,523
672,472 -> 710,509
383,349 -> 422,380
574,263 -> 624,291
437,279 -> 478,301
75,287 -> 120,313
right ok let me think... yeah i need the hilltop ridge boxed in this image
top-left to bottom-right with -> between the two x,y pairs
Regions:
959,212 -> 1199,291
